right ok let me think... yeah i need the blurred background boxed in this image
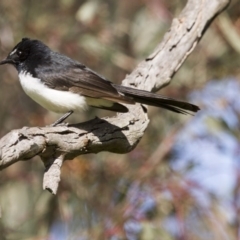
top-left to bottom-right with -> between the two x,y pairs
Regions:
0,0 -> 240,239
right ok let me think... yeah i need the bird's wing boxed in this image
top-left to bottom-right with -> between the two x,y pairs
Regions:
38,63 -> 134,105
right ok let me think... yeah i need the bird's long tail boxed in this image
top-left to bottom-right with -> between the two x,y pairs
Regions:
114,84 -> 200,114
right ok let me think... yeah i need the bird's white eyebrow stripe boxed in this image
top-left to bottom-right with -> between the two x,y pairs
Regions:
10,49 -> 17,56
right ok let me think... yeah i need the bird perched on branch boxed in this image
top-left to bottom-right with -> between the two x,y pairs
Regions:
0,38 -> 200,126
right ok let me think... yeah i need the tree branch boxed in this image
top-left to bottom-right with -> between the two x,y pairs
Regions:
0,0 -> 230,194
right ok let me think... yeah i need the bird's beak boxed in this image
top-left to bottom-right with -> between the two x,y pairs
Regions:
0,58 -> 12,65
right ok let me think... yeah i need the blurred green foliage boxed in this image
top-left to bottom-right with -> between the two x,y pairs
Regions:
0,0 -> 240,239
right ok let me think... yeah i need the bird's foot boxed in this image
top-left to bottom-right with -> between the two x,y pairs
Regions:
50,122 -> 69,127
51,110 -> 73,127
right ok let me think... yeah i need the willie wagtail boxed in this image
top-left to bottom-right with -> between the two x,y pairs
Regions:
0,38 -> 200,126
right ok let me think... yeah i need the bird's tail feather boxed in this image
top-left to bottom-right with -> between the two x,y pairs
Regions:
114,85 -> 200,114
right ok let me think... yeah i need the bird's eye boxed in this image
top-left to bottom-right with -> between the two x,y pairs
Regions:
16,48 -> 29,61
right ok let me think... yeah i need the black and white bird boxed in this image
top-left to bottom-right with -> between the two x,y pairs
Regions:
0,38 -> 200,125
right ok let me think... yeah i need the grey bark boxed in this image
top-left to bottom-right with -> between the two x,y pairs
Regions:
0,0 -> 230,194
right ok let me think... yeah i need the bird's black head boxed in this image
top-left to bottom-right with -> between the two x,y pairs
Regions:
0,38 -> 50,72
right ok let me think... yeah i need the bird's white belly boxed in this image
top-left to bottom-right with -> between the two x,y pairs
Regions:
19,71 -> 88,113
